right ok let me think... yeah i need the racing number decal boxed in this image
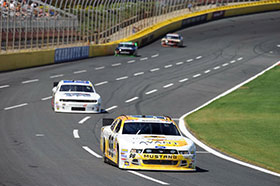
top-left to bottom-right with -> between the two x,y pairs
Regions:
108,135 -> 114,157
107,119 -> 121,159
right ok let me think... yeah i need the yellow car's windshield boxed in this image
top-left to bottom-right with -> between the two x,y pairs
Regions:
122,122 -> 180,136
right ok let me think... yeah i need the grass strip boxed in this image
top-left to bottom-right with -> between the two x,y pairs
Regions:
185,65 -> 280,173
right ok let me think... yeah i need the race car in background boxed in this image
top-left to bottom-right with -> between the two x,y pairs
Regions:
52,80 -> 101,113
115,42 -> 138,56
100,115 -> 196,171
161,33 -> 183,47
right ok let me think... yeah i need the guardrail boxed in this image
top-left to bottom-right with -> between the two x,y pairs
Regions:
0,0 -> 280,72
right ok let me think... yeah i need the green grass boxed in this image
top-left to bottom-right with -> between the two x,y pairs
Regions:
185,65 -> 280,173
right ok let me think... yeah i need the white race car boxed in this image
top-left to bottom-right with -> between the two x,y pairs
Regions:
100,115 -> 196,171
161,33 -> 183,47
115,42 -> 138,56
52,80 -> 101,113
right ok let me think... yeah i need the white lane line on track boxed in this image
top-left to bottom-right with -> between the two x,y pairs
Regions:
164,64 -> 173,68
127,60 -> 136,63
35,134 -> 45,137
116,76 -> 128,81
128,171 -> 169,185
204,70 -> 211,74
193,74 -> 201,78
0,85 -> 10,89
95,66 -> 105,70
150,68 -> 160,72
163,83 -> 174,88
50,74 -> 64,78
196,56 -> 202,60
125,97 -> 139,103
82,146 -> 102,158
230,60 -> 236,64
179,60 -> 280,178
134,72 -> 144,76
176,62 -> 184,65
151,54 -> 159,58
106,105 -> 118,111
95,81 -> 108,86
4,103 -> 28,110
41,96 -> 52,101
73,129 -> 80,138
179,78 -> 188,83
237,57 -> 243,61
197,151 -> 210,154
222,63 -> 229,67
112,63 -> 121,67
78,116 -> 91,124
186,59 -> 193,62
213,66 -> 220,70
74,70 -> 87,74
140,57 -> 148,61
145,89 -> 158,95
22,79 -> 39,84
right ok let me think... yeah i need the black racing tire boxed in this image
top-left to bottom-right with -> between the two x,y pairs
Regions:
116,144 -> 119,168
103,139 -> 108,163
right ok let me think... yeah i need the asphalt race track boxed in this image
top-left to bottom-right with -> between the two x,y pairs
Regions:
1,11 -> 280,186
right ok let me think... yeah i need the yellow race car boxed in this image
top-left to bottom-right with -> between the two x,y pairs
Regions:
100,115 -> 196,171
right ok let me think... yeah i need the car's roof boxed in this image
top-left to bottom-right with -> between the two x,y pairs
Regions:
117,115 -> 174,124
166,33 -> 180,37
60,80 -> 92,85
119,42 -> 135,45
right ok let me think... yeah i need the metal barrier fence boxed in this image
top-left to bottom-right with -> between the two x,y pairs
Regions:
0,0 -> 261,53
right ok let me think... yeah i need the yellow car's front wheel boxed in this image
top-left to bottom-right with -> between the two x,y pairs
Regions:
103,139 -> 108,163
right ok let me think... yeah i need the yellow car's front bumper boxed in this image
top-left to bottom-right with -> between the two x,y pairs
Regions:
119,153 -> 196,171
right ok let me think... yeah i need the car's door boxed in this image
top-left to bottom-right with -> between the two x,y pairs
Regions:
108,119 -> 122,159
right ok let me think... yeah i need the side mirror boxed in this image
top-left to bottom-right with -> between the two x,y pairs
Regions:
52,87 -> 57,94
103,118 -> 114,126
53,82 -> 59,87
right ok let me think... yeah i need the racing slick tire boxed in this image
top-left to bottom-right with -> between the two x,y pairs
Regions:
116,144 -> 120,168
103,139 -> 108,163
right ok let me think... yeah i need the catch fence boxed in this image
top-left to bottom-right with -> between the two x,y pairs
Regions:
0,0 -> 261,53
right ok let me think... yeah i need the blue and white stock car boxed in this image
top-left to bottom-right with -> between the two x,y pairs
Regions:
52,80 -> 102,113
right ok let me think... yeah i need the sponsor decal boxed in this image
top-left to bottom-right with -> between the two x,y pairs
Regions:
64,93 -> 91,97
139,140 -> 187,147
155,146 -> 166,149
63,80 -> 90,84
121,154 -> 127,158
142,154 -> 178,160
55,46 -> 89,63
124,161 -> 130,166
121,149 -> 128,153
212,11 -> 225,20
181,14 -> 207,28
129,154 -> 136,158
144,136 -> 166,139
